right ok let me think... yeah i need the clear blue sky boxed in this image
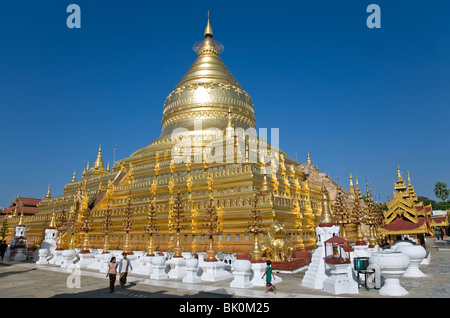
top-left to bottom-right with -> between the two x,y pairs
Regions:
0,0 -> 449,208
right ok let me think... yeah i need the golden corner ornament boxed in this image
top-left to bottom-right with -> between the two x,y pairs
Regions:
3,15 -> 441,263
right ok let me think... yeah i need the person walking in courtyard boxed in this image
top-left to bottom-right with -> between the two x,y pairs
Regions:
0,241 -> 8,261
107,256 -> 118,293
118,253 -> 133,287
262,260 -> 277,294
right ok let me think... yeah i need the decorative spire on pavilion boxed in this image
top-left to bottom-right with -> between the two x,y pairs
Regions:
71,170 -> 76,182
407,171 -> 418,202
45,184 -> 52,199
394,165 -> 407,192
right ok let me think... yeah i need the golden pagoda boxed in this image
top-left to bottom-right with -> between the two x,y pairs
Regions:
6,15 -> 347,257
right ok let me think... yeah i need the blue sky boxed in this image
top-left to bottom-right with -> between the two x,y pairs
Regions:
0,0 -> 449,208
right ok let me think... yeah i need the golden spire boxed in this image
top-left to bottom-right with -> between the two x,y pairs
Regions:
94,145 -> 105,170
397,165 -> 403,182
407,171 -> 418,201
18,211 -> 25,227
49,208 -> 57,229
394,166 -> 407,192
160,13 -> 255,138
319,185 -> 334,225
355,175 -> 361,198
349,173 -> 355,198
260,174 -> 270,196
307,152 -> 311,164
204,11 -> 213,38
71,170 -> 76,182
45,184 -> 51,199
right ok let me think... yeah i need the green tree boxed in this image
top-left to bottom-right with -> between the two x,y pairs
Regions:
434,182 -> 450,203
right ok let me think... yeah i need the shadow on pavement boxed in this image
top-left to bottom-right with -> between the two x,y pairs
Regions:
51,286 -> 234,298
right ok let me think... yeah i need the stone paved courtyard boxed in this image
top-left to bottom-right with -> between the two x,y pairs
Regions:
0,238 -> 449,299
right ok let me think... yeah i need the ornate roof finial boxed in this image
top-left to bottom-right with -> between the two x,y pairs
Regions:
204,11 -> 213,38
72,170 -> 76,182
397,165 -> 402,181
45,184 -> 51,199
94,145 -> 105,170
394,166 -> 407,192
307,152 -> 311,164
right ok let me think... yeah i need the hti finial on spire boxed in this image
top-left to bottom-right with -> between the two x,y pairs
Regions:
204,11 -> 213,37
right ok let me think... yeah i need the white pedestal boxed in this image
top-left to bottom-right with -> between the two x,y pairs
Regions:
167,257 -> 187,279
13,248 -> 27,262
150,256 -> 168,280
133,256 -> 153,276
370,250 -> 410,296
230,260 -> 253,289
49,249 -> 64,265
250,262 -> 283,286
150,264 -> 168,280
87,253 -> 103,270
60,250 -> 77,269
77,252 -> 95,268
183,258 -> 201,283
250,262 -> 267,287
380,273 -> 409,296
323,262 -> 358,295
396,244 -> 427,278
201,261 -> 233,282
36,249 -> 49,265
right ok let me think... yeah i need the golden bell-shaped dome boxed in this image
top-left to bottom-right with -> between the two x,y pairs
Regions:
160,15 -> 256,138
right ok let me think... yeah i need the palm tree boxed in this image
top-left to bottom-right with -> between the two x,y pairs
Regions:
434,182 -> 449,203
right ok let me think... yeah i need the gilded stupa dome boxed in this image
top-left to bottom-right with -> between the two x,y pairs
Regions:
160,16 -> 256,138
